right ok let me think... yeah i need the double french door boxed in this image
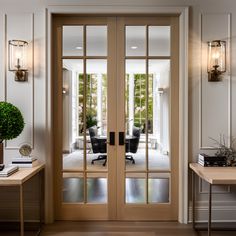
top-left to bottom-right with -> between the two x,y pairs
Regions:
53,15 -> 179,220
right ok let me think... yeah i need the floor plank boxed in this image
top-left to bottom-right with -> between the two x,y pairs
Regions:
1,221 -> 236,236
41,221 -> 236,236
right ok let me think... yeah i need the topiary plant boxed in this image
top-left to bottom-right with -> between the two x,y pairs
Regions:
0,101 -> 25,142
0,102 -> 25,163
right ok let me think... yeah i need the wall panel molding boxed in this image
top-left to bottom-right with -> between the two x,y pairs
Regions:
199,13 -> 231,149
0,15 -> 6,101
189,204 -> 236,223
4,13 -> 35,150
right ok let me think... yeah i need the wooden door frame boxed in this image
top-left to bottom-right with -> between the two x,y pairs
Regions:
46,6 -> 188,224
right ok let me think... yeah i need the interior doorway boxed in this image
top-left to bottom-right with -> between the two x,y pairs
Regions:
52,15 -> 179,220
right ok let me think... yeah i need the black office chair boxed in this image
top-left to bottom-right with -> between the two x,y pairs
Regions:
89,126 -> 107,166
125,126 -> 141,164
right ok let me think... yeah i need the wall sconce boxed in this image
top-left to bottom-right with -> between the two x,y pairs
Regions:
8,40 -> 28,82
157,87 -> 164,95
62,87 -> 68,95
207,40 -> 226,82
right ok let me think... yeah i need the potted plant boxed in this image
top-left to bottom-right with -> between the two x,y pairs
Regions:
86,112 -> 97,129
0,101 -> 25,164
210,135 -> 236,166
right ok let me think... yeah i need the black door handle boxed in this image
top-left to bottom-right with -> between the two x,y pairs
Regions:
109,132 -> 115,145
119,132 -> 125,145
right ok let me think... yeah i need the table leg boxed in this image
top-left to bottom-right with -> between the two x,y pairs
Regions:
38,169 -> 45,235
19,184 -> 24,236
192,170 -> 196,230
208,183 -> 212,236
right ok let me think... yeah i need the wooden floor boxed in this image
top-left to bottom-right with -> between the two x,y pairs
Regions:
41,221 -> 236,236
1,221 -> 236,236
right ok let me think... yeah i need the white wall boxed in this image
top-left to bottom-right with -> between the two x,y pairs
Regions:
0,0 -> 49,222
1,0 -> 236,223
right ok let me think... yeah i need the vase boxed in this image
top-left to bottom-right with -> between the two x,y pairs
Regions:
0,142 -> 3,164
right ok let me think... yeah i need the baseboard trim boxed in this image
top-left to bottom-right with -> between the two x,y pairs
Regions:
193,222 -> 236,230
189,204 -> 236,223
0,221 -> 41,231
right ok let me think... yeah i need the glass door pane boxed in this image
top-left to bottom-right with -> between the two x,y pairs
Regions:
148,173 -> 170,203
86,59 -> 107,170
126,173 -> 146,203
62,58 -> 86,202
63,26 -> 83,56
87,26 -> 107,56
126,26 -> 146,56
87,173 -> 108,203
63,174 -> 84,203
125,58 -> 172,197
148,26 -> 170,56
148,60 -> 170,171
62,59 -> 84,173
61,24 -> 108,208
125,59 -> 146,171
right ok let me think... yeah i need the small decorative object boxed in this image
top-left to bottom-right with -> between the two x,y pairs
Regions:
209,135 -> 236,166
0,165 -> 18,177
0,101 -> 25,164
198,153 -> 227,167
0,164 -> 4,171
11,156 -> 38,168
19,143 -> 32,157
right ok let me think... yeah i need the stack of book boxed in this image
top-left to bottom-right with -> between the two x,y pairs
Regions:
11,157 -> 38,168
0,165 -> 18,177
198,153 -> 227,167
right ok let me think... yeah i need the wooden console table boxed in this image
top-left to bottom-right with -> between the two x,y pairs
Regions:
0,164 -> 45,236
190,163 -> 236,236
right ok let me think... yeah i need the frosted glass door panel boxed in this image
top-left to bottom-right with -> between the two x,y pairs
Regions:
148,26 -> 170,56
126,26 -> 146,56
63,176 -> 84,203
63,26 -> 83,56
87,26 -> 107,56
87,177 -> 108,203
148,173 -> 170,203
126,174 -> 146,204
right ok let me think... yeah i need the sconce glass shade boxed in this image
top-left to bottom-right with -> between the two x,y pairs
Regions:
62,87 -> 68,94
8,40 -> 28,81
207,40 -> 226,82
